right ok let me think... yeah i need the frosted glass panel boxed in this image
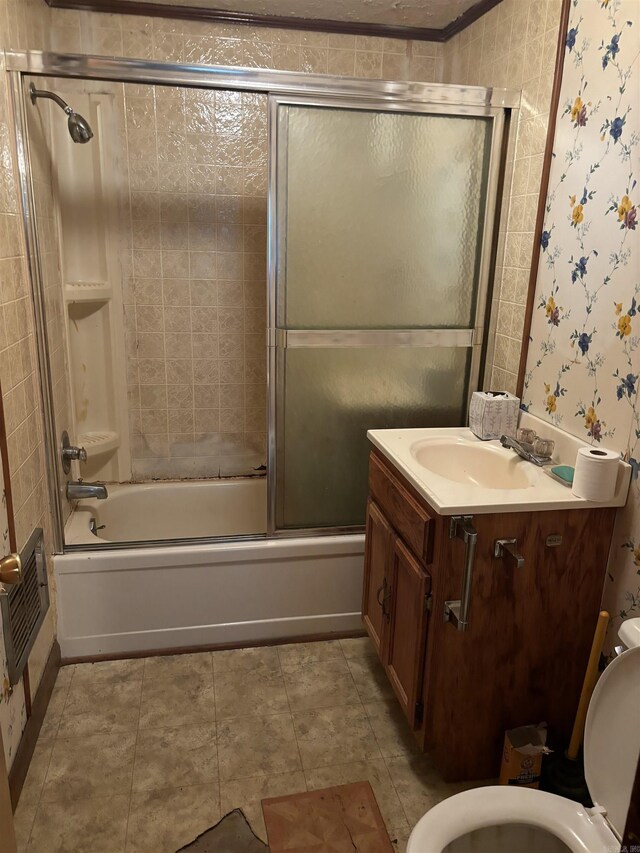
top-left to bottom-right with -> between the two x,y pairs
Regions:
277,347 -> 470,529
280,107 -> 491,329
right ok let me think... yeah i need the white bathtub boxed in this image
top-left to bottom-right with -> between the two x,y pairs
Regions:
56,479 -> 364,658
65,478 -> 267,544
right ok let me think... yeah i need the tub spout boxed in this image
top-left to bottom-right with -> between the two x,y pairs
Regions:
67,481 -> 108,500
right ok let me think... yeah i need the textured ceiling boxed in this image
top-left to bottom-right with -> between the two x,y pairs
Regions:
116,0 -> 483,30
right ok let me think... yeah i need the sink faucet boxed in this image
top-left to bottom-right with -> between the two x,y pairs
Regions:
66,481 -> 108,500
500,435 -> 552,467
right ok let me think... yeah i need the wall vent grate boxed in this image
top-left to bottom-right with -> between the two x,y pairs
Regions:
1,527 -> 49,686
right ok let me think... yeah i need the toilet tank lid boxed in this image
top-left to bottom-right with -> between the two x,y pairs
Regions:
584,645 -> 640,837
619,617 -> 640,649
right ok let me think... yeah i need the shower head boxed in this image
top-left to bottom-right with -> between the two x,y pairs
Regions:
67,111 -> 93,144
29,83 -> 94,144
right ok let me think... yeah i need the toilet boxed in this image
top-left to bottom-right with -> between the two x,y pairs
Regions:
407,618 -> 640,853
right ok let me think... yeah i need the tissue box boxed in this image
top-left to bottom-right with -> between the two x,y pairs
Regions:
469,391 -> 519,441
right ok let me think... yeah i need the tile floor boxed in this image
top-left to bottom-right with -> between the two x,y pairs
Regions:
13,637 -> 483,852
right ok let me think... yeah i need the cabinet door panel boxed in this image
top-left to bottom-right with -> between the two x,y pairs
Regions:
369,452 -> 433,564
362,499 -> 392,658
385,536 -> 430,727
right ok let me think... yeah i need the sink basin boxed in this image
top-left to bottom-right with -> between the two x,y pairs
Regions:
410,437 -> 537,490
368,420 -> 631,513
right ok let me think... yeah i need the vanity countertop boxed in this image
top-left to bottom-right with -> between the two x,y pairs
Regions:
367,412 -> 631,515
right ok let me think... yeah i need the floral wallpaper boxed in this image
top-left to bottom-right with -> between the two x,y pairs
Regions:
523,0 -> 639,650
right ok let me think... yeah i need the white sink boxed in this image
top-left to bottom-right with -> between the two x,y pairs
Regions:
410,436 -> 537,490
367,414 -> 631,514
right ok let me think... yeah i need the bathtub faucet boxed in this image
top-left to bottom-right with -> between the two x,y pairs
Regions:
66,481 -> 108,501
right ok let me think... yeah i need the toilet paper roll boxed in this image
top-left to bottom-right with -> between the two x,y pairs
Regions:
572,446 -> 620,502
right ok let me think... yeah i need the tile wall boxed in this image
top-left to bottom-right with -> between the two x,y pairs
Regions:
441,0 -> 563,395
46,12 -> 444,81
42,11 -> 445,481
122,83 -> 269,479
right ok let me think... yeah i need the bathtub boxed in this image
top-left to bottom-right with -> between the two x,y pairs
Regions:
65,478 -> 268,544
55,479 -> 365,658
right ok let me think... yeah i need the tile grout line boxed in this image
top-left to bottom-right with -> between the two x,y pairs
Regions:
276,644 -> 307,789
210,651 -> 222,819
377,737 -> 414,827
45,664 -> 74,742
355,678 -> 425,829
122,658 -> 147,853
343,654 -> 415,828
23,666 -> 76,850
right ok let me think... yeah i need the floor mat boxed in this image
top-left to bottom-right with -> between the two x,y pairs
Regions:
262,780 -> 395,852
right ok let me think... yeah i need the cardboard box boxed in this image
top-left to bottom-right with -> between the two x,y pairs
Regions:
499,724 -> 549,789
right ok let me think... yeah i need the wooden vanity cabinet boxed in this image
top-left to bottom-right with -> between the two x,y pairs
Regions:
362,448 -> 617,782
363,450 -> 436,728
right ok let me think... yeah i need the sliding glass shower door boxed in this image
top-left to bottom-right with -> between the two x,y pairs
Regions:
270,98 -> 505,531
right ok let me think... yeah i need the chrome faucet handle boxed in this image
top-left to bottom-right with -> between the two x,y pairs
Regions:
500,435 -> 553,467
62,445 -> 87,462
61,430 -> 87,474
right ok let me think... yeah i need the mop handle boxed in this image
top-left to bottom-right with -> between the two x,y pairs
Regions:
567,610 -> 609,761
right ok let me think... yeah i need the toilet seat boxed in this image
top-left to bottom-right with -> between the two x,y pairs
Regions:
407,786 -> 616,852
408,645 -> 640,853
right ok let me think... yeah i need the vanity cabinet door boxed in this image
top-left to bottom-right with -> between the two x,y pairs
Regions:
362,499 -> 393,659
384,536 -> 431,728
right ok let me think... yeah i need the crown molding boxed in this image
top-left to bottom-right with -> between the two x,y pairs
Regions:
45,0 -> 502,43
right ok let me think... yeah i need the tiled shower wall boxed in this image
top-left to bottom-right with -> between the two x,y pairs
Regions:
123,84 -> 269,479
441,0 -> 562,395
43,12 -> 445,481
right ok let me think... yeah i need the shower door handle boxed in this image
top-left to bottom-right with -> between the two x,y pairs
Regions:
0,553 -> 22,586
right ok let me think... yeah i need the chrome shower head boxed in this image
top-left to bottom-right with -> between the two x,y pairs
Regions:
29,83 -> 94,144
67,111 -> 93,144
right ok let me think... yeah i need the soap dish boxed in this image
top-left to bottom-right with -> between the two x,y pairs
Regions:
546,465 -> 575,487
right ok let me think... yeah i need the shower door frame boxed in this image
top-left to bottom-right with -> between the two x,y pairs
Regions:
4,49 -> 519,553
268,94 -> 508,535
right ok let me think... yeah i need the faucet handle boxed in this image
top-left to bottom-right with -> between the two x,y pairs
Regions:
63,445 -> 87,463
532,436 -> 555,458
61,430 -> 87,473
